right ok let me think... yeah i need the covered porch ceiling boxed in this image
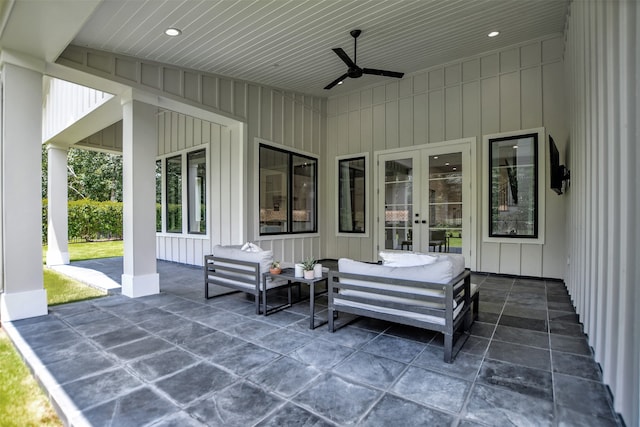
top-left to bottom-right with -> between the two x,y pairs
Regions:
3,0 -> 569,98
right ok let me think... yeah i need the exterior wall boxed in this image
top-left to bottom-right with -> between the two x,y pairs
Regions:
155,111 -> 237,266
57,46 -> 326,266
325,35 -> 567,278
76,121 -> 123,153
565,1 -> 639,425
43,77 -> 113,142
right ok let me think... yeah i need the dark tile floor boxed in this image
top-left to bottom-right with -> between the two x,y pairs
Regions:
5,259 -> 624,426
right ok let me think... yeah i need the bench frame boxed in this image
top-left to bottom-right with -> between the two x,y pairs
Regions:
204,255 -> 291,314
328,269 -> 473,363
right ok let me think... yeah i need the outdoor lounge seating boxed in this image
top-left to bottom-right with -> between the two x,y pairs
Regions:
328,253 -> 477,362
204,244 -> 290,314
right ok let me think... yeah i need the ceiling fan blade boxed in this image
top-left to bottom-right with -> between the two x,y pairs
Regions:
362,68 -> 404,78
324,73 -> 349,90
332,48 -> 357,69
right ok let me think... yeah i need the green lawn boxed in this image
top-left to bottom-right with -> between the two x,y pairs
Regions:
42,240 -> 123,263
0,329 -> 62,427
44,269 -> 106,306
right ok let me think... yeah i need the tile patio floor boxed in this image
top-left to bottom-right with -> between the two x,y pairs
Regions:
4,258 -> 624,426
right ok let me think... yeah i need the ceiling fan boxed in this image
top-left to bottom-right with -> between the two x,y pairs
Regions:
324,29 -> 404,90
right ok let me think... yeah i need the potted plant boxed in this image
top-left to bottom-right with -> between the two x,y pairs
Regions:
301,257 -> 316,279
269,261 -> 281,275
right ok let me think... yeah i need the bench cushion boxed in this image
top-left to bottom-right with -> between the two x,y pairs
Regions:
378,251 -> 438,267
379,250 -> 465,277
212,244 -> 273,275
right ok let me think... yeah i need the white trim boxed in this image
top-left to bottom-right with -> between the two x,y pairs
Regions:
374,137 -> 476,270
335,152 -> 370,238
156,142 -> 210,239
482,127 -> 546,245
121,273 -> 160,298
0,289 -> 48,322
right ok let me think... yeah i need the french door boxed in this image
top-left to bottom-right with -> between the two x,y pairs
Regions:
377,142 -> 472,264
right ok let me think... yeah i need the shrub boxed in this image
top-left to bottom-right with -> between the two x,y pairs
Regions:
42,199 -> 123,243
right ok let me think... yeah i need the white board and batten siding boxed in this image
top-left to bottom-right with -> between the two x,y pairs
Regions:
326,35 -> 567,279
57,47 -> 328,267
564,1 -> 640,425
155,111 -> 239,266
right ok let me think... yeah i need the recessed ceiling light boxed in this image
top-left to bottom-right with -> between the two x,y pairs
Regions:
488,31 -> 500,38
165,28 -> 182,37
513,145 -> 518,149
338,81 -> 343,85
433,156 -> 439,159
445,162 -> 450,166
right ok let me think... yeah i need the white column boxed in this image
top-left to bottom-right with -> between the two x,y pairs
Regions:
46,145 -> 70,266
121,98 -> 159,297
0,62 -> 48,321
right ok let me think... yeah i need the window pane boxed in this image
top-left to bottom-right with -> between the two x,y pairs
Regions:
338,157 -> 366,233
187,150 -> 206,234
156,160 -> 162,232
166,155 -> 182,233
489,134 -> 538,237
260,146 -> 288,234
292,154 -> 316,232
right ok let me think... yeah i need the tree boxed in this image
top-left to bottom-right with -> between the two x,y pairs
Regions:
42,146 -> 123,202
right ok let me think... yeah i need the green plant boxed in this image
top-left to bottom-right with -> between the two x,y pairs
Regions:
271,260 -> 281,269
301,257 -> 316,271
0,329 -> 62,426
44,268 -> 106,306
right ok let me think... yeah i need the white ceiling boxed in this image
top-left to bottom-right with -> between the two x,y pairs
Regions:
60,1 -> 569,97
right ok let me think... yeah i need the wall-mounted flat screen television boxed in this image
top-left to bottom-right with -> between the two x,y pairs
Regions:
549,135 -> 566,195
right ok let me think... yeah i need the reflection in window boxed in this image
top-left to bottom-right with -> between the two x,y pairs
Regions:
489,133 -> 538,238
259,144 -> 317,235
338,157 -> 366,233
187,150 -> 206,234
166,155 -> 182,233
156,160 -> 162,232
429,153 -> 462,252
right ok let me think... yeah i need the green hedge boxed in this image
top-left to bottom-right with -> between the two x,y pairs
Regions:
42,199 -> 123,243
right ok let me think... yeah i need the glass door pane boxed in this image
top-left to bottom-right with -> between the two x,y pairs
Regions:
427,152 -> 462,253
383,158 -> 414,251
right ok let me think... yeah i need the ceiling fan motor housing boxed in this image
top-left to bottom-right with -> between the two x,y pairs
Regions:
348,67 -> 363,78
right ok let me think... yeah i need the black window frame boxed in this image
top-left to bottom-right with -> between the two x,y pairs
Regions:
165,154 -> 182,234
488,132 -> 539,238
187,149 -> 207,235
259,144 -> 318,236
338,156 -> 366,234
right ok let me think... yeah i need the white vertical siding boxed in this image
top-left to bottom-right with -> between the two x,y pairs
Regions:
58,46 -> 326,267
565,1 -> 639,425
156,112 -> 243,266
42,78 -> 113,142
326,35 -> 567,277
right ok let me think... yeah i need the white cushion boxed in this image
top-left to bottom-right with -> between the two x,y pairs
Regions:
339,258 -> 454,284
212,245 -> 273,275
241,242 -> 263,252
332,298 -> 465,326
379,250 -> 438,267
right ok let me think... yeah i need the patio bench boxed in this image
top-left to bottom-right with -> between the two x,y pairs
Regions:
328,257 -> 476,363
204,244 -> 290,314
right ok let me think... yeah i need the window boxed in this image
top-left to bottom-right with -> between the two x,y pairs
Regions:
187,150 -> 206,234
166,155 -> 182,233
156,160 -> 162,232
338,156 -> 366,233
488,133 -> 538,238
259,144 -> 317,235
